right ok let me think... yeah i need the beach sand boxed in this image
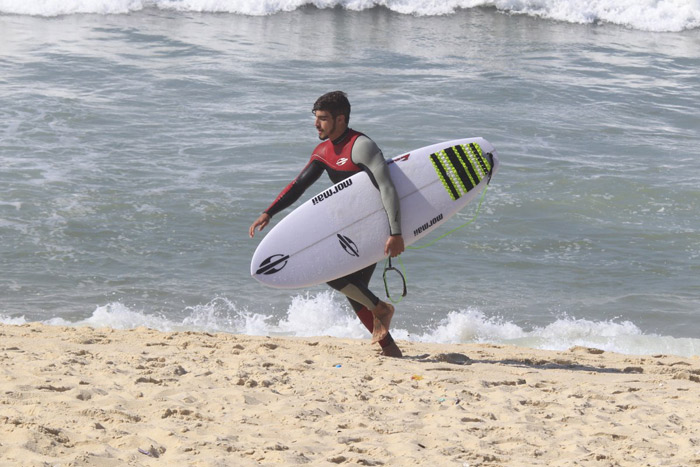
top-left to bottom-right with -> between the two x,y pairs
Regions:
1,323 -> 699,466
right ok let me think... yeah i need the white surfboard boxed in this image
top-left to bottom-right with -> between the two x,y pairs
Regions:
251,137 -> 499,288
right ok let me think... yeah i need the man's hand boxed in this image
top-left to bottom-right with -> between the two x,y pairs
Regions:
249,213 -> 271,238
384,235 -> 405,258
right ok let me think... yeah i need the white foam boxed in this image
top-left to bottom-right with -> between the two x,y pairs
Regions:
0,313 -> 29,325
416,309 -> 700,357
0,0 -> 145,16
2,294 -> 698,357
497,0 -> 700,32
275,290 -> 367,338
44,302 -> 178,330
416,308 -> 527,343
0,0 -> 697,32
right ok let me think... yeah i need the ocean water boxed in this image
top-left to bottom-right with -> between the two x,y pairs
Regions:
2,1 -> 700,357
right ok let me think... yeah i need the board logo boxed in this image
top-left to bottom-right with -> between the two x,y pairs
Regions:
312,179 -> 353,205
413,213 -> 444,237
388,153 -> 410,165
337,234 -> 359,257
256,254 -> 290,275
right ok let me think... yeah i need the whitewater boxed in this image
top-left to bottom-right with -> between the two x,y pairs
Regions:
1,0 -> 699,32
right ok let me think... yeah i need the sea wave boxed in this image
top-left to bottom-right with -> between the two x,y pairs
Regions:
0,0 -> 698,32
2,292 -> 698,357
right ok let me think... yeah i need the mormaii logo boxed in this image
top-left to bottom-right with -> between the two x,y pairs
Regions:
255,254 -> 289,275
312,179 -> 353,205
336,157 -> 349,166
413,213 -> 443,237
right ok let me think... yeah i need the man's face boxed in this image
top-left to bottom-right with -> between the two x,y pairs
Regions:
314,110 -> 345,141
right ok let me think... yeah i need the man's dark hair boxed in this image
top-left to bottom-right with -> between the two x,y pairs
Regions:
312,91 -> 351,124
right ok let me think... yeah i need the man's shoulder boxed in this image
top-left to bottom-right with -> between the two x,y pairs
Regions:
348,129 -> 370,143
351,133 -> 382,161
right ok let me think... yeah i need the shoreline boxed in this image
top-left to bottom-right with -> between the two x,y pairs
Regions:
2,322 -> 699,466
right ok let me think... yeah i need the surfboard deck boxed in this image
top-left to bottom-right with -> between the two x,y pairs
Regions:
251,137 -> 499,288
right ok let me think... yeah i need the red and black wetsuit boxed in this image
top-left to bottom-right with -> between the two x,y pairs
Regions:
264,128 -> 401,349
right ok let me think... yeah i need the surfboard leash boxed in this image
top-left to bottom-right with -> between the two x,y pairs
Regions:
382,184 -> 489,303
382,256 -> 407,304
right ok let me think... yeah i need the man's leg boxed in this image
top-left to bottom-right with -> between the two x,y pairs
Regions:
327,264 -> 402,357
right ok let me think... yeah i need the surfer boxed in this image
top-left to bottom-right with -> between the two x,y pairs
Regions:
249,91 -> 404,358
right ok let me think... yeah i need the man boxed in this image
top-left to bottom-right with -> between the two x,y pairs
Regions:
249,91 -> 404,358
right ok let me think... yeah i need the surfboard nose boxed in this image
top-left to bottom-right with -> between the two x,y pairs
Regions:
254,253 -> 290,276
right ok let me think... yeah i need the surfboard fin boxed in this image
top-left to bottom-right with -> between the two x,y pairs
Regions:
485,152 -> 495,185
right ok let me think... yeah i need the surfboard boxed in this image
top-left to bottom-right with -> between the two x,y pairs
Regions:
251,137 -> 499,288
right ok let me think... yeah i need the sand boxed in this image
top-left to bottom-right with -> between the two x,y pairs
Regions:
1,322 -> 699,466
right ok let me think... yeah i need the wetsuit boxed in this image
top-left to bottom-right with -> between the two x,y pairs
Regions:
264,128 -> 401,348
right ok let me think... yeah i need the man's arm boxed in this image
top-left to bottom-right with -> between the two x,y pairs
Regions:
249,160 -> 324,238
351,136 -> 404,257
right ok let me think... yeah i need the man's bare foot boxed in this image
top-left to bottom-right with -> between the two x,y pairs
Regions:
381,341 -> 403,358
371,301 -> 394,344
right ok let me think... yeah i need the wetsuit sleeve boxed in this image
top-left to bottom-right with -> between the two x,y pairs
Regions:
351,136 -> 402,236
264,160 -> 324,217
